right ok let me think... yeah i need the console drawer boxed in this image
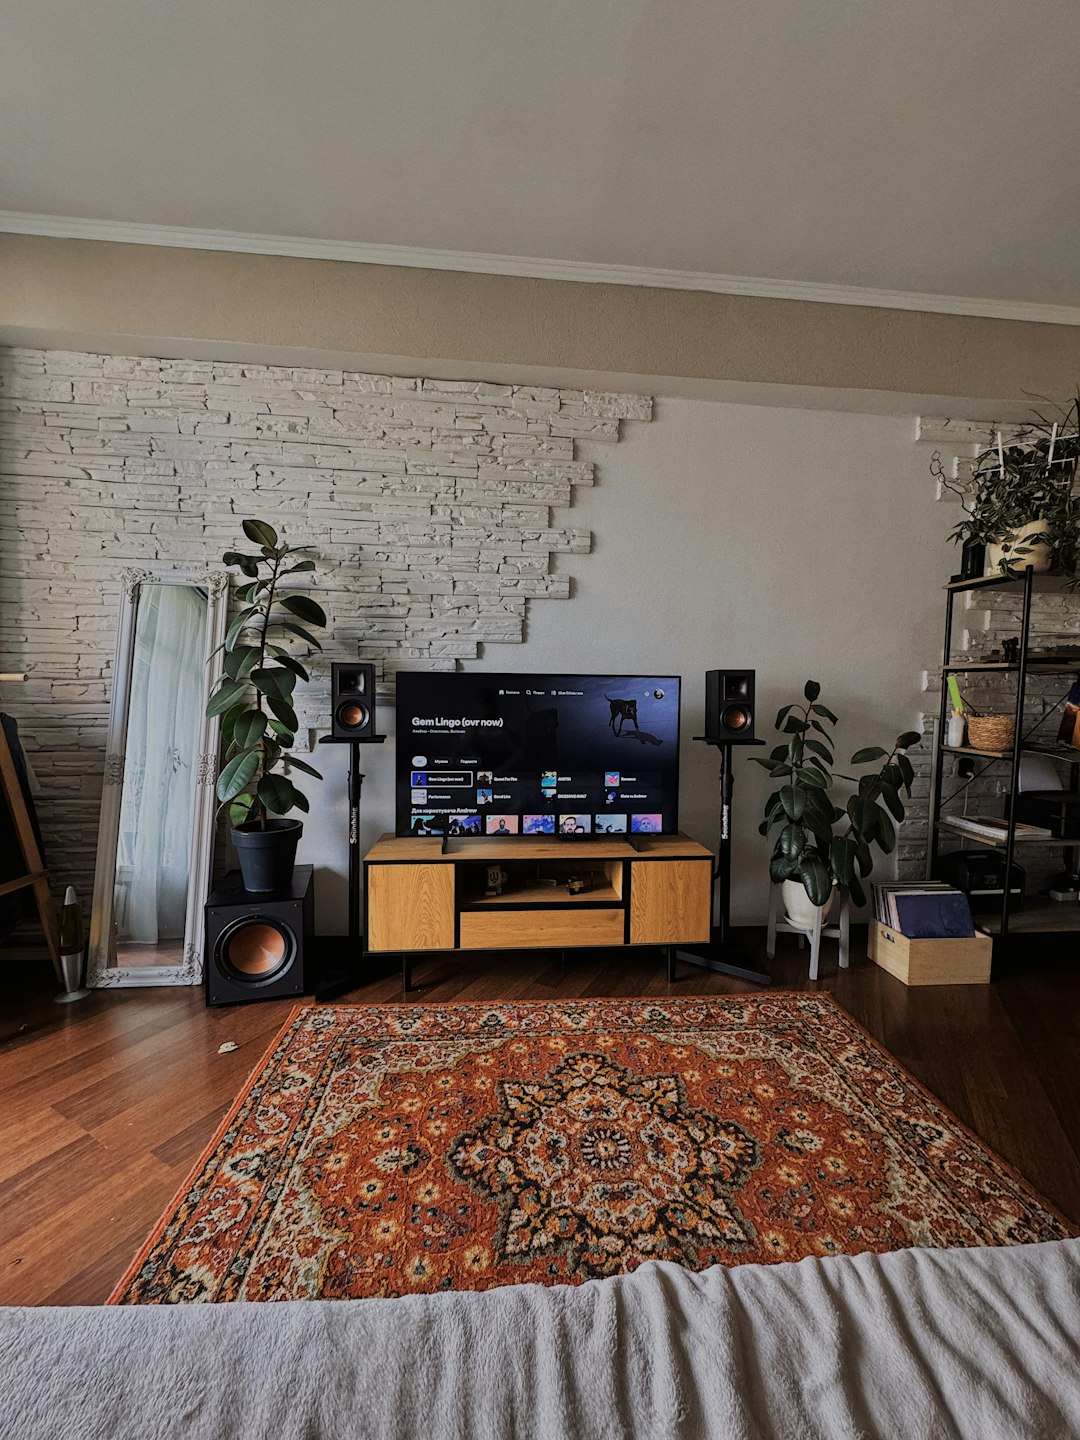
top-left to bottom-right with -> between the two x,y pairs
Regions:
459,908 -> 624,950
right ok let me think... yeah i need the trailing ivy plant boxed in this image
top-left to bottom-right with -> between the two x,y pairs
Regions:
206,519 -> 327,828
753,680 -> 921,907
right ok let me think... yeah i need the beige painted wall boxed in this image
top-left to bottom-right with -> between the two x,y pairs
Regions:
3,234 -> 1080,404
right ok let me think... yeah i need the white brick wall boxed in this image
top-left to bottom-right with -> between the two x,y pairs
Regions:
0,348 -> 651,901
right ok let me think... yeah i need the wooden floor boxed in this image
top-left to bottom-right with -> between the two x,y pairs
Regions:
2,931 -> 1079,1306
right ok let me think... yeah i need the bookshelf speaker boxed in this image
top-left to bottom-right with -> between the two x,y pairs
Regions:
331,662 -> 377,740
704,670 -> 756,743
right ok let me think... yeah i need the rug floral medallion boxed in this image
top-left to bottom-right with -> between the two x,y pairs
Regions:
111,994 -> 1073,1303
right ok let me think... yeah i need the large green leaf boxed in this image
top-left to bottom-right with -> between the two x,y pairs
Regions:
216,747 -> 261,803
250,665 -> 296,700
224,605 -> 260,651
274,620 -> 324,651
875,807 -> 896,852
796,853 -> 832,907
769,852 -> 800,883
779,785 -> 806,821
228,796 -> 256,827
279,594 -> 328,628
233,709 -> 268,749
286,559 -> 316,573
242,518 -> 279,549
829,835 -> 858,887
206,680 -> 247,718
218,700 -> 249,746
257,772 -> 298,815
803,679 -> 821,703
267,696 -> 298,735
284,755 -> 322,780
810,702 -> 838,724
803,739 -> 834,764
223,645 -> 261,682
879,782 -> 905,821
265,647 -> 310,683
779,823 -> 808,859
896,731 -> 922,750
851,746 -> 887,764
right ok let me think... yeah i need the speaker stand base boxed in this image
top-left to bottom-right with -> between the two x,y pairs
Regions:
313,936 -> 395,1002
673,932 -> 772,987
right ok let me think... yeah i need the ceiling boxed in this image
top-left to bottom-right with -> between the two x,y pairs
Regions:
2,1 -> 1079,312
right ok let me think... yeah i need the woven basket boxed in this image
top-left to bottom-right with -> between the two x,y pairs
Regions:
966,714 -> 1015,751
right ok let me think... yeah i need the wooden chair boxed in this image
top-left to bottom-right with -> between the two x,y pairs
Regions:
765,882 -> 850,982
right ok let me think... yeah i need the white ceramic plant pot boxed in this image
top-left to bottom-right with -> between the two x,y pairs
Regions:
986,519 -> 1052,575
781,878 -> 837,932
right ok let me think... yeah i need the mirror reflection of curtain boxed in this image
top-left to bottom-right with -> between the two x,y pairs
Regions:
114,585 -> 207,944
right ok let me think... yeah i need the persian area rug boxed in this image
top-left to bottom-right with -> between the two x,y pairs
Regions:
110,994 -> 1073,1303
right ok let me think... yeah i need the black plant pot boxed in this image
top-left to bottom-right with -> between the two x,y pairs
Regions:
231,819 -> 303,894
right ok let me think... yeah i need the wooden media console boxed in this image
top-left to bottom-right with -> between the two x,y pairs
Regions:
363,832 -> 713,989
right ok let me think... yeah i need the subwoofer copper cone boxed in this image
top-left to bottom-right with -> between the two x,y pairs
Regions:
222,921 -> 291,979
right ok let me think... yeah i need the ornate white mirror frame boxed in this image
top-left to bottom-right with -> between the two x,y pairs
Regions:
87,564 -> 229,987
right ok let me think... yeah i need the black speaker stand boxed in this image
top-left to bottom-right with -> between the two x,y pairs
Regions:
674,737 -> 772,987
316,733 -> 387,1000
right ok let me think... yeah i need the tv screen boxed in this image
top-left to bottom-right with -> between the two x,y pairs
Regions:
395,672 -> 681,838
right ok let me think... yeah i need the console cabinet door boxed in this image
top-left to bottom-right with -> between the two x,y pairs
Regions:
367,863 -> 455,951
630,860 -> 711,944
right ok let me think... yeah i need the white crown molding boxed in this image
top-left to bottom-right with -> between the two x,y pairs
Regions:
3,210 -> 1080,327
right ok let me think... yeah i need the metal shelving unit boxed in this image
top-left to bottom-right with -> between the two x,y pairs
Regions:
929,566 -> 1080,942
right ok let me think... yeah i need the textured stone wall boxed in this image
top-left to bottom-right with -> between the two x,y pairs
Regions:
0,347 -> 650,901
918,415 -> 1080,890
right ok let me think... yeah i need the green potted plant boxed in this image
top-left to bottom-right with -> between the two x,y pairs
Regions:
945,396 -> 1080,580
754,681 -> 921,926
207,519 -> 327,892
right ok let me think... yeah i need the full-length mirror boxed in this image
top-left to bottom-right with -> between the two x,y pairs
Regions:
88,566 -> 228,987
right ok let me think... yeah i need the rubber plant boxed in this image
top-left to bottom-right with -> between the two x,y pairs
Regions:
207,519 -> 327,826
753,680 -> 921,906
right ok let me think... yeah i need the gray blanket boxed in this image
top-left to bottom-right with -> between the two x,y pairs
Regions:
3,1239 -> 1079,1439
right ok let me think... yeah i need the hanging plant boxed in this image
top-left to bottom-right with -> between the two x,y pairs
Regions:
943,395 -> 1080,578
206,519 -> 327,827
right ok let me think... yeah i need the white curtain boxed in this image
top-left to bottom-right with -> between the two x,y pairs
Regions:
115,585 -> 207,943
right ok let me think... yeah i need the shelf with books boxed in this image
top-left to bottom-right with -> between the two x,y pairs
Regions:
935,817 -> 1075,847
942,661 -> 1080,673
930,563 -> 1080,944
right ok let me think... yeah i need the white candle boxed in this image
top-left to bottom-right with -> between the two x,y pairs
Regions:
1048,422 -> 1058,467
997,431 -> 1005,477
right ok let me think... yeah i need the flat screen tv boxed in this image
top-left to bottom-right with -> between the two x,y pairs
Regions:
394,672 -> 681,838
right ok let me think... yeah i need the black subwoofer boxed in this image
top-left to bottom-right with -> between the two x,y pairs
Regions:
205,865 -> 313,1006
704,669 -> 757,743
331,662 -> 377,740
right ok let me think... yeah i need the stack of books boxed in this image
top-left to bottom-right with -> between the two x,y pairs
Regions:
871,881 -> 976,939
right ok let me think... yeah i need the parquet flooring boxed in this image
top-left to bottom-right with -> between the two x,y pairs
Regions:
2,932 -> 1078,1305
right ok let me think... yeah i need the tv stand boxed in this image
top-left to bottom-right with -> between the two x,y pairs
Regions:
364,832 -> 713,991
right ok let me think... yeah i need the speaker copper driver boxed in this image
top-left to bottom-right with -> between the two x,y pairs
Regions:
222,920 -> 291,979
335,700 -> 371,731
721,704 -> 752,732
